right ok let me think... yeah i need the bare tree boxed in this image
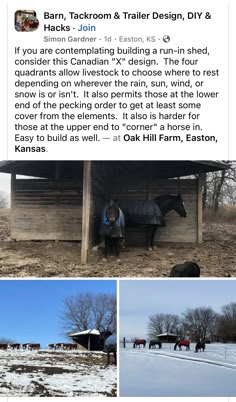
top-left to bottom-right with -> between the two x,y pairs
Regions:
204,163 -> 236,212
217,302 -> 236,342
62,292 -> 93,333
182,307 -> 217,341
61,292 -> 116,337
148,313 -> 180,338
92,293 -> 117,333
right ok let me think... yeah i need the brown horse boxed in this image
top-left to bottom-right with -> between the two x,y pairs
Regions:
28,343 -> 40,350
174,340 -> 190,351
133,339 -> 146,348
22,343 -> 40,350
61,343 -> 77,350
10,343 -> 21,350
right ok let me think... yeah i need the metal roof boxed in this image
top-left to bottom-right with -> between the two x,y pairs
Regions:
0,160 -> 230,179
70,329 -> 100,337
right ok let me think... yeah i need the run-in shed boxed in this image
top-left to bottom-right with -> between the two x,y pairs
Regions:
70,329 -> 112,351
156,332 -> 179,343
0,160 -> 229,263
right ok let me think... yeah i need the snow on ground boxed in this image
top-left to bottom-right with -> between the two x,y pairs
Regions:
119,342 -> 236,397
0,349 -> 117,397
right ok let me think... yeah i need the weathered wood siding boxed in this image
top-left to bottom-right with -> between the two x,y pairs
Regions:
11,179 -> 83,240
108,178 -> 198,245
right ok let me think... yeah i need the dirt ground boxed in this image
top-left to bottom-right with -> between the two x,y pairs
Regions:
0,209 -> 235,278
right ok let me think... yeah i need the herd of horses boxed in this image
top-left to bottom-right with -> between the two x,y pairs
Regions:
133,339 -> 206,352
0,343 -> 72,351
100,194 -> 187,258
0,343 -> 79,351
0,343 -> 40,350
0,337 -> 117,366
48,343 -> 77,351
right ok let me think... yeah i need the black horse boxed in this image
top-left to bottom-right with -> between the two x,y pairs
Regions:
120,194 -> 187,250
169,262 -> 200,277
100,200 -> 125,258
149,340 -> 162,349
195,342 -> 205,352
103,334 -> 117,365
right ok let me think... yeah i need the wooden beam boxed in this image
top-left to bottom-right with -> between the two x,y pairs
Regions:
197,173 -> 203,243
55,162 -> 60,180
88,335 -> 91,351
10,174 -> 16,240
81,161 -> 92,264
11,174 -> 16,208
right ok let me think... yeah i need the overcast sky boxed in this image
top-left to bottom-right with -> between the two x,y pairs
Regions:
0,173 -> 10,194
119,279 -> 236,339
0,279 -> 116,348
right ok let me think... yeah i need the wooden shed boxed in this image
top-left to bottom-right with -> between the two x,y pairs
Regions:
156,332 -> 179,343
70,329 -> 112,351
0,160 -> 229,263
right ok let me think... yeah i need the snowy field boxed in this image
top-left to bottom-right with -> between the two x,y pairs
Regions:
0,349 -> 117,397
120,342 -> 236,397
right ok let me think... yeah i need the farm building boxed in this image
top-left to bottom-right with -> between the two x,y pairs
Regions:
70,329 -> 112,351
156,332 -> 179,343
0,160 -> 229,263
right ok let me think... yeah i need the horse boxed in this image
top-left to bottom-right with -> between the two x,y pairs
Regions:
149,340 -> 162,349
195,342 -> 205,352
133,339 -> 146,348
169,262 -> 200,277
62,343 -> 77,351
28,343 -> 40,350
100,200 -> 125,258
103,334 -> 117,365
22,343 -> 40,350
9,343 -> 21,350
174,340 -> 190,351
119,194 -> 187,250
48,343 -> 63,350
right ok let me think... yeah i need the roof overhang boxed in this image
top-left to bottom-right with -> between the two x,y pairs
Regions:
0,160 -> 230,179
70,329 -> 100,337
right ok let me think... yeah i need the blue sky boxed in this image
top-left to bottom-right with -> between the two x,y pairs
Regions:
0,279 -> 116,347
119,279 -> 236,339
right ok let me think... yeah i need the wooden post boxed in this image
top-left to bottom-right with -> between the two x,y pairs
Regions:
55,162 -> 60,180
197,173 -> 203,243
81,161 -> 92,264
88,335 -> 91,351
11,173 -> 16,208
10,174 -> 16,241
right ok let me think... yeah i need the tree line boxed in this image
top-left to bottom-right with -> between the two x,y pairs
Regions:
148,302 -> 236,342
202,162 -> 236,212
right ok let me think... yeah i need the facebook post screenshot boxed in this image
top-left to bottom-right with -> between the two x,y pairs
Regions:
0,0 -> 236,401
